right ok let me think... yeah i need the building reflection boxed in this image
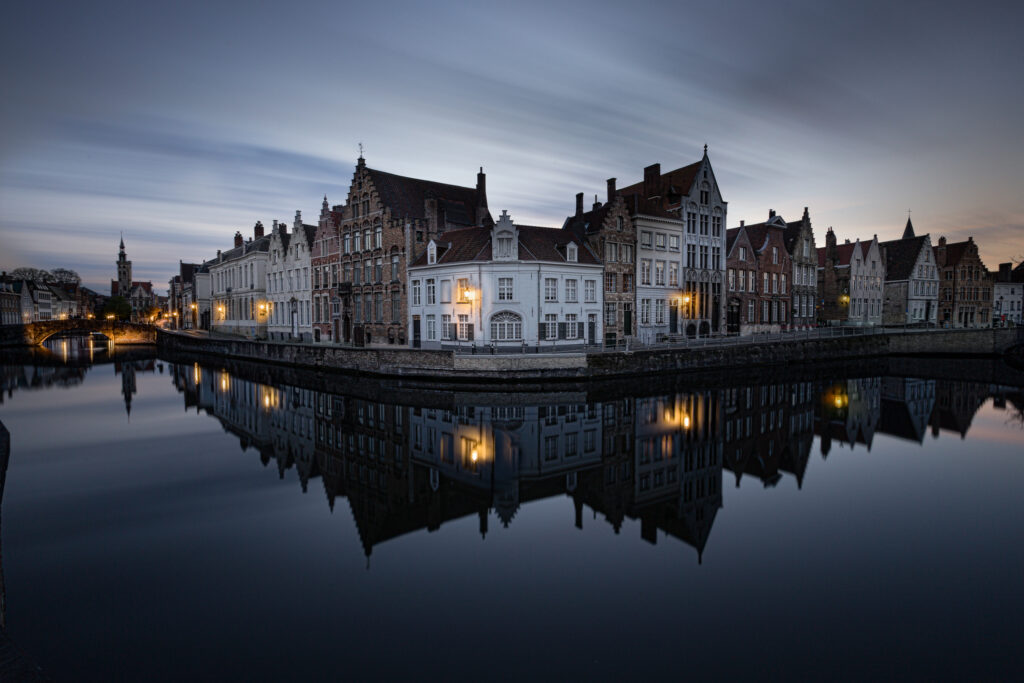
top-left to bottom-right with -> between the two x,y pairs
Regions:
165,360 -> 1018,566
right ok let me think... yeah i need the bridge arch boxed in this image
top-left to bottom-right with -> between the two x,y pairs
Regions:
0,320 -> 157,347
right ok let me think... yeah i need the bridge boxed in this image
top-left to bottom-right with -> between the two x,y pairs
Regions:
0,320 -> 157,347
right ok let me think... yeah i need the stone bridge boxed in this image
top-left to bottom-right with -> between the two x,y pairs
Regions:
0,320 -> 157,347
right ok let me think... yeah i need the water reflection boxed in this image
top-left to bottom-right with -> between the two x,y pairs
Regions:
161,359 -> 1022,565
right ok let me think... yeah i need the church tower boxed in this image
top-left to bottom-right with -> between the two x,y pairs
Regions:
117,235 -> 132,297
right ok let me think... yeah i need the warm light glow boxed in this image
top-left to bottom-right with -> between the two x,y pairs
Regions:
106,314 -> 115,320
264,395 -> 270,407
463,288 -> 475,301
471,449 -> 478,462
190,303 -> 196,309
683,295 -> 691,303
683,415 -> 691,429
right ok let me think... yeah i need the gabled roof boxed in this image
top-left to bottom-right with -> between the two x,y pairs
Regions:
934,239 -> 978,267
879,235 -> 928,281
563,202 -> 612,235
365,167 -> 489,227
617,161 -> 702,202
411,225 -> 597,267
817,241 -> 859,268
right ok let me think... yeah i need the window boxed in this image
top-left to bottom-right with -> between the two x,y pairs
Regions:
641,299 -> 650,324
458,314 -> 470,340
490,312 -> 522,340
605,273 -> 617,292
640,231 -> 652,248
781,274 -> 787,294
391,253 -> 399,281
457,278 -> 470,302
616,216 -> 623,231
375,258 -> 383,282
713,216 -> 722,236
712,246 -> 720,270
427,314 -> 436,340
566,313 -> 578,339
763,272 -> 769,293
655,261 -> 665,286
497,236 -> 512,258
700,190 -> 708,204
739,246 -> 746,262
604,302 -> 617,324
655,299 -> 665,325
623,273 -> 633,293
669,235 -> 680,252
343,233 -> 350,254
687,212 -> 697,233
687,244 -> 696,268
655,233 -> 666,250
391,290 -> 400,323
728,269 -> 735,291
605,242 -> 617,262
441,314 -> 452,339
567,243 -> 577,262
545,278 -> 558,302
545,313 -> 558,340
353,231 -> 361,252
364,259 -> 371,283
412,280 -> 421,306
565,279 -> 578,302
700,245 -> 708,269
585,280 -> 596,302
772,246 -> 779,264
700,215 -> 708,235
641,259 -> 651,285
375,292 -> 383,322
498,277 -> 513,301
763,300 -> 769,322
374,224 -> 382,249
748,299 -> 755,321
772,273 -> 778,294
426,279 -> 436,305
621,244 -> 633,263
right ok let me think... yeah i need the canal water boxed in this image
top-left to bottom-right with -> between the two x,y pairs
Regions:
1,337 -> 1023,680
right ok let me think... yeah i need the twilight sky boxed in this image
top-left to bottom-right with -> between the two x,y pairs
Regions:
2,0 -> 1022,293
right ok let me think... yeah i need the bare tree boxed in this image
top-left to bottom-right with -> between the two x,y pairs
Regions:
50,268 -> 81,285
8,267 -> 55,282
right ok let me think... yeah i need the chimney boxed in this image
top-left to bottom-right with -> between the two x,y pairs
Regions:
607,178 -> 616,203
593,195 -> 601,211
938,236 -> 947,246
740,220 -> 745,227
476,167 -> 489,226
234,231 -> 243,248
576,192 -> 584,216
844,238 -> 850,244
1000,263 -> 1011,279
643,163 -> 661,199
216,249 -> 222,261
294,210 -> 302,231
254,221 -> 264,239
769,209 -> 776,218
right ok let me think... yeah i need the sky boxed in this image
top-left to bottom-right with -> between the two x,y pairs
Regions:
1,0 -> 1022,294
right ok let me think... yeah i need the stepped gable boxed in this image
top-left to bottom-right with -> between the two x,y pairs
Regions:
879,235 -> 927,281
365,167 -> 486,227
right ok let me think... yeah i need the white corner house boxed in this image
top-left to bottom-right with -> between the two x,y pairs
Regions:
210,222 -> 271,338
407,210 -> 604,350
266,211 -> 316,341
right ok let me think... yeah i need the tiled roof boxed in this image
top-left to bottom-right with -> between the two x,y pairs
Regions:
618,161 -> 702,201
879,236 -> 927,281
365,167 -> 488,227
411,225 -> 597,267
817,241 -> 859,268
934,239 -> 975,267
620,192 -> 679,220
563,202 -> 612,235
218,235 -> 271,263
726,227 -> 741,252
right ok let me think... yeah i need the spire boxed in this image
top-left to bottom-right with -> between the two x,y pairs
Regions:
119,232 -> 125,251
703,143 -> 708,157
902,213 -> 915,239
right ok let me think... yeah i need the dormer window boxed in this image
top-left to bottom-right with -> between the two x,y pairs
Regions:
497,236 -> 512,258
567,243 -> 577,262
428,243 -> 437,264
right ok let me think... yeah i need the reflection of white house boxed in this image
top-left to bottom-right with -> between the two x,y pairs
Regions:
407,210 -> 604,349
408,400 -> 604,526
267,213 -> 315,341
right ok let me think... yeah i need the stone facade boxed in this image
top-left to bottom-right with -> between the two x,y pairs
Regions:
934,236 -> 993,328
617,150 -> 728,337
267,213 -> 315,341
209,223 -> 270,338
563,183 -> 636,344
783,207 -> 818,329
880,221 -> 938,325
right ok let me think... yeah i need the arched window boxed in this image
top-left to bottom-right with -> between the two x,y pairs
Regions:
374,220 -> 383,249
490,312 -> 523,341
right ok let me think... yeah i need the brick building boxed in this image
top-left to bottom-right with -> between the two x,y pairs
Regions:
563,181 -> 636,344
725,212 -> 793,334
783,207 -> 817,329
934,236 -> 992,328
313,155 -> 491,345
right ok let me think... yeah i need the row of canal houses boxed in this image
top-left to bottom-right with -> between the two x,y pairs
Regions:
168,148 -> 1015,346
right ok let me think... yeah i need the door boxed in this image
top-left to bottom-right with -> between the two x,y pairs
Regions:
412,316 -> 421,349
588,314 -> 596,345
669,304 -> 678,334
290,301 -> 298,338
727,299 -> 740,335
623,304 -> 633,336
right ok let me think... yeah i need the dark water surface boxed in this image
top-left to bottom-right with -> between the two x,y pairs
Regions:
1,338 -> 1023,681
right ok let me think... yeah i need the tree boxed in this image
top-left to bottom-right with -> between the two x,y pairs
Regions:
50,268 -> 81,285
103,296 -> 131,321
9,267 -> 54,282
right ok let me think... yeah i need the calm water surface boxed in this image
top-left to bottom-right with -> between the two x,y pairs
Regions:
1,338 -> 1023,681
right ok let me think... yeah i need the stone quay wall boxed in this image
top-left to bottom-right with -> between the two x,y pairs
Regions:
156,327 -> 1022,383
